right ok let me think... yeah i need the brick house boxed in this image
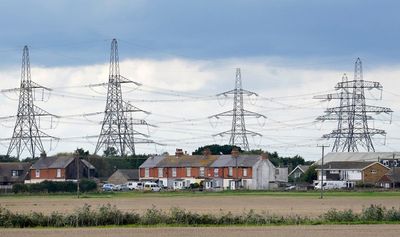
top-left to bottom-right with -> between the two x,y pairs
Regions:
0,162 -> 31,185
139,149 -> 288,190
26,155 -> 96,183
315,161 -> 390,187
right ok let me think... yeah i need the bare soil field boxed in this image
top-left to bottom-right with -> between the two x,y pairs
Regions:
1,225 -> 400,237
1,194 -> 400,216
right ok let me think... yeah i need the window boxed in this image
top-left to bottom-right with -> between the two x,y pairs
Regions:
145,168 -> 150,178
158,168 -> 163,178
11,170 -> 20,177
243,168 -> 248,177
214,168 -> 219,177
186,167 -> 191,177
56,169 -> 61,178
35,169 -> 40,178
371,169 -> 377,174
199,167 -> 205,177
228,167 -> 233,177
275,169 -> 280,175
172,168 -> 177,177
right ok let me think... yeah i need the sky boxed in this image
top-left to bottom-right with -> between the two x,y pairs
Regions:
1,0 -> 400,160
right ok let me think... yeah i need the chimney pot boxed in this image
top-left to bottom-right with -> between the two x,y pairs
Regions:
231,147 -> 240,158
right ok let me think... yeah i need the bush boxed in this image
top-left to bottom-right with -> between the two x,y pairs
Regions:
12,180 -> 97,194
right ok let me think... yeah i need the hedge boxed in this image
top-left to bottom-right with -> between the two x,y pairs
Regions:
12,179 -> 97,194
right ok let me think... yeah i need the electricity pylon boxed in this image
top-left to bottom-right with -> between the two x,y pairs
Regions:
209,68 -> 266,151
95,39 -> 153,157
314,58 -> 392,152
7,46 -> 57,159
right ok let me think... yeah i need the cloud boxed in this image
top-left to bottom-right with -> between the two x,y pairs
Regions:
1,57 -> 400,160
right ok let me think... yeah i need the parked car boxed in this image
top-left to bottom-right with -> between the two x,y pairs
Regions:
126,181 -> 144,190
102,183 -> 115,191
144,182 -> 161,192
284,185 -> 296,191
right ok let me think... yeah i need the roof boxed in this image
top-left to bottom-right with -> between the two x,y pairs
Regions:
211,155 -> 264,168
288,165 -> 310,176
115,169 -> 139,180
31,156 -> 95,169
382,167 -> 400,182
315,152 -> 400,165
156,155 -> 218,168
316,161 -> 377,170
0,162 -> 31,183
139,155 -> 165,168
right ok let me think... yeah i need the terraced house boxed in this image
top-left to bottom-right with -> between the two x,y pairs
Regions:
139,148 -> 288,190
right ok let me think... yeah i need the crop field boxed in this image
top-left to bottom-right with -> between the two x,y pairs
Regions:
1,191 -> 400,216
2,225 -> 400,237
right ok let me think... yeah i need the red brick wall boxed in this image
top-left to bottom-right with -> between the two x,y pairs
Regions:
30,168 -> 65,179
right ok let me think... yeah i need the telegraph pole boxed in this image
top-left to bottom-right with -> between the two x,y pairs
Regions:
317,144 -> 329,199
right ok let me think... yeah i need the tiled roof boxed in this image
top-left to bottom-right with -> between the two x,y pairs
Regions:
117,169 -> 139,180
140,155 -> 165,168
211,155 -> 264,167
0,162 -> 31,183
156,155 -> 218,168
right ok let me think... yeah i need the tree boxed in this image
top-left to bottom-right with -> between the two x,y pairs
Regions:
301,165 -> 317,183
192,144 -> 242,155
75,148 -> 90,158
103,147 -> 118,157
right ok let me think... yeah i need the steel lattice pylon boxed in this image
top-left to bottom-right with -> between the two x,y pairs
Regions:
7,46 -> 56,159
209,68 -> 266,151
314,58 -> 393,152
95,39 -> 153,157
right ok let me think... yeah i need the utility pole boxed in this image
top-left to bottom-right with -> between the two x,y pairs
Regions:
317,144 -> 329,199
314,58 -> 392,152
209,68 -> 266,151
393,153 -> 396,190
76,152 -> 80,198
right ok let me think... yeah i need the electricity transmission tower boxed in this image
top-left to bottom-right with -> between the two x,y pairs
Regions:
314,58 -> 392,152
95,39 -> 154,157
209,68 -> 266,151
7,46 -> 57,159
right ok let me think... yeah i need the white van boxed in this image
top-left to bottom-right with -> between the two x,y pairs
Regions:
126,181 -> 144,190
144,182 -> 161,192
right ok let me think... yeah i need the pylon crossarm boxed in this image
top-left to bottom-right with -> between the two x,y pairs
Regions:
33,105 -> 59,117
326,105 -> 392,114
119,76 -> 142,86
123,101 -> 150,114
217,89 -> 258,97
335,80 -> 383,90
317,114 -> 373,121
30,81 -> 51,91
313,92 -> 352,101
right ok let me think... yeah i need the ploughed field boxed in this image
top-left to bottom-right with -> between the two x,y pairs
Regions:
1,192 -> 400,216
2,225 -> 400,237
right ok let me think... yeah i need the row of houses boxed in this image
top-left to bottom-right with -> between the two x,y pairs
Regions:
0,154 -> 95,187
138,148 -> 288,190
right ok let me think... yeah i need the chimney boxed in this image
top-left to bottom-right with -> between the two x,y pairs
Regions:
40,152 -> 47,159
175,148 -> 184,157
261,153 -> 269,160
203,148 -> 211,157
231,147 -> 240,158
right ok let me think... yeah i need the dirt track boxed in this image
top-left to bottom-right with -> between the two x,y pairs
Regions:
1,225 -> 400,237
1,195 -> 400,216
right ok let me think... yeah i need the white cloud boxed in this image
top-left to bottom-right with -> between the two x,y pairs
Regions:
1,57 -> 400,160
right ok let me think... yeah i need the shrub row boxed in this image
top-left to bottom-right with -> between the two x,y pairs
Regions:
0,204 -> 399,228
12,179 -> 97,194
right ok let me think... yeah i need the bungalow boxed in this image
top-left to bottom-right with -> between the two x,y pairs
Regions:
315,161 -> 390,188
0,162 -> 30,185
26,154 -> 96,183
108,169 -> 139,185
139,148 -> 288,190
